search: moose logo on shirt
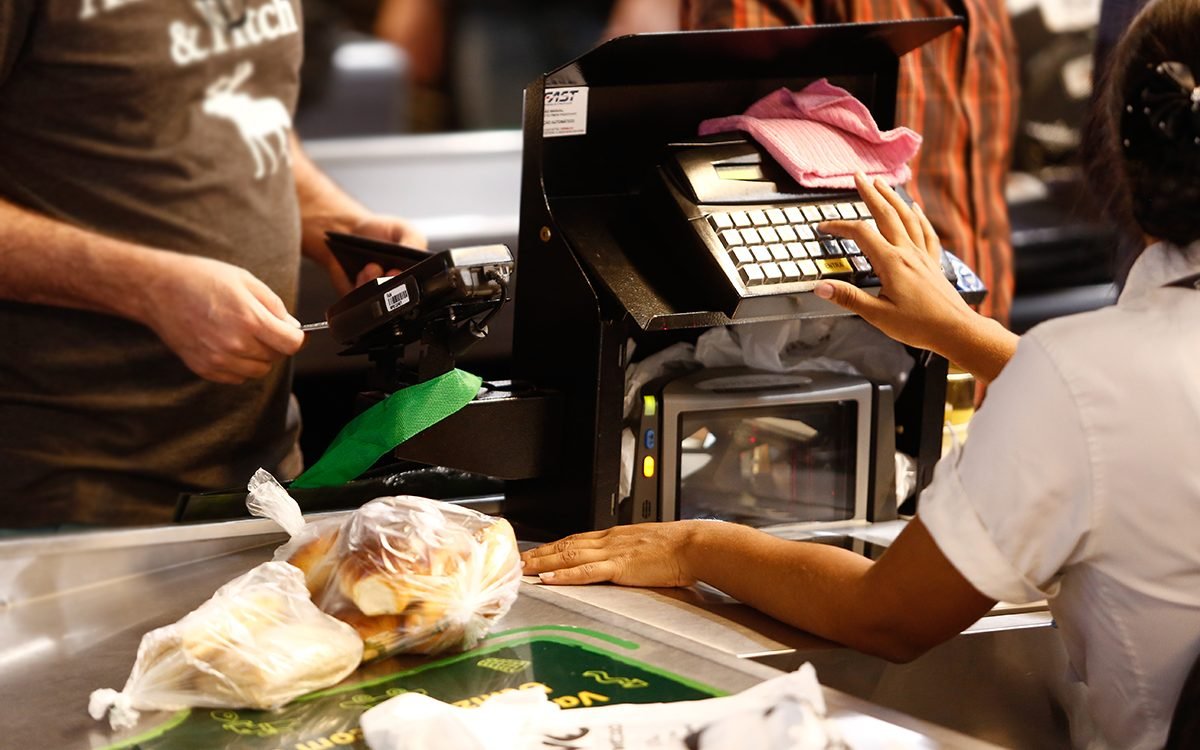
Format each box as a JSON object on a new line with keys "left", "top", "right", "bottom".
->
{"left": 203, "top": 62, "right": 292, "bottom": 179}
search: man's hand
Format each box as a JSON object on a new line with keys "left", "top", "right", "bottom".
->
{"left": 141, "top": 253, "right": 305, "bottom": 385}
{"left": 312, "top": 213, "right": 429, "bottom": 296}
{"left": 520, "top": 521, "right": 705, "bottom": 587}
{"left": 348, "top": 213, "right": 428, "bottom": 287}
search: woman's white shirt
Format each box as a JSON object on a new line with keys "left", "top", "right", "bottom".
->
{"left": 919, "top": 240, "right": 1200, "bottom": 749}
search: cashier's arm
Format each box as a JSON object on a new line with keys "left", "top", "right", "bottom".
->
{"left": 521, "top": 518, "right": 996, "bottom": 663}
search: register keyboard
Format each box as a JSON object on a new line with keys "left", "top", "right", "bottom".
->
{"left": 709, "top": 201, "right": 878, "bottom": 288}
{"left": 648, "top": 133, "right": 984, "bottom": 321}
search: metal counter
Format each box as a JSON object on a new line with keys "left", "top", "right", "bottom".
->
{"left": 0, "top": 519, "right": 1005, "bottom": 749}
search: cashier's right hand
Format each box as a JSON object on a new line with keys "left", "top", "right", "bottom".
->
{"left": 140, "top": 253, "right": 304, "bottom": 385}
{"left": 815, "top": 172, "right": 979, "bottom": 355}
{"left": 520, "top": 521, "right": 704, "bottom": 587}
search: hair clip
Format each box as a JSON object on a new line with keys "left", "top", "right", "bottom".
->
{"left": 1136, "top": 61, "right": 1200, "bottom": 146}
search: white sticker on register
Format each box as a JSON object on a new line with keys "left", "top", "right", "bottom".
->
{"left": 543, "top": 86, "right": 588, "bottom": 138}
{"left": 384, "top": 283, "right": 411, "bottom": 312}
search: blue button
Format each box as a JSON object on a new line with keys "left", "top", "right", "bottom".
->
{"left": 644, "top": 430, "right": 656, "bottom": 449}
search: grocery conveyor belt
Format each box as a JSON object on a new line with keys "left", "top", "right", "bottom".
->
{"left": 0, "top": 517, "right": 1005, "bottom": 749}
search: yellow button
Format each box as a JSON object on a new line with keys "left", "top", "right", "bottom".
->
{"left": 816, "top": 258, "right": 853, "bottom": 276}
{"left": 642, "top": 456, "right": 656, "bottom": 478}
{"left": 643, "top": 395, "right": 657, "bottom": 417}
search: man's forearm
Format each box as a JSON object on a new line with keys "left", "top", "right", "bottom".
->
{"left": 290, "top": 136, "right": 370, "bottom": 260}
{"left": 0, "top": 197, "right": 163, "bottom": 323}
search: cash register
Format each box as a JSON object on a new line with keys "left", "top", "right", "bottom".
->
{"left": 188, "top": 19, "right": 983, "bottom": 540}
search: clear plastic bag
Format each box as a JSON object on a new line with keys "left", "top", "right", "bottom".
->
{"left": 88, "top": 561, "right": 364, "bottom": 730}
{"left": 247, "top": 469, "right": 522, "bottom": 660}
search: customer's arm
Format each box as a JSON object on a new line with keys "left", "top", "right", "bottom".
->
{"left": 291, "top": 135, "right": 426, "bottom": 296}
{"left": 0, "top": 198, "right": 304, "bottom": 384}
{"left": 521, "top": 517, "right": 995, "bottom": 662}
{"left": 817, "top": 173, "right": 1019, "bottom": 385}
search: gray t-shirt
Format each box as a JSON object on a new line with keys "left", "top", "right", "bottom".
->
{"left": 0, "top": 0, "right": 306, "bottom": 527}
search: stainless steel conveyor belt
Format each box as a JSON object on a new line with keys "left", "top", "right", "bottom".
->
{"left": 0, "top": 517, "right": 1011, "bottom": 749}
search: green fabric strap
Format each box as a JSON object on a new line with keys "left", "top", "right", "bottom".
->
{"left": 290, "top": 368, "right": 482, "bottom": 489}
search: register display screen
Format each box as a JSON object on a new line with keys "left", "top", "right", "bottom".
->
{"left": 676, "top": 401, "right": 858, "bottom": 527}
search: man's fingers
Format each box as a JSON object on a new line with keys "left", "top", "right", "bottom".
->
{"left": 254, "top": 313, "right": 305, "bottom": 356}
{"left": 538, "top": 561, "right": 619, "bottom": 585}
{"left": 244, "top": 276, "right": 305, "bottom": 354}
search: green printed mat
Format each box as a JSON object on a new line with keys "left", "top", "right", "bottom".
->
{"left": 106, "top": 630, "right": 722, "bottom": 749}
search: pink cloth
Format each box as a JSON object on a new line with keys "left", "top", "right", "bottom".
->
{"left": 698, "top": 79, "right": 922, "bottom": 189}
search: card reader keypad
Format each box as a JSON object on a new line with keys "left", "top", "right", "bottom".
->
{"left": 707, "top": 201, "right": 875, "bottom": 289}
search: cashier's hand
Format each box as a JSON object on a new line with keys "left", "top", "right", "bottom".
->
{"left": 141, "top": 253, "right": 305, "bottom": 385}
{"left": 815, "top": 173, "right": 978, "bottom": 354}
{"left": 521, "top": 522, "right": 704, "bottom": 587}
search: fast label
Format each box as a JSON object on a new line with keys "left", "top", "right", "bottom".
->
{"left": 384, "top": 283, "right": 411, "bottom": 312}
{"left": 543, "top": 87, "right": 588, "bottom": 137}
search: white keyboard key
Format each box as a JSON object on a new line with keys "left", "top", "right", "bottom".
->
{"left": 766, "top": 208, "right": 788, "bottom": 225}
{"left": 769, "top": 244, "right": 790, "bottom": 261}
{"left": 748, "top": 209, "right": 769, "bottom": 226}
{"left": 784, "top": 206, "right": 805, "bottom": 223}
{"left": 732, "top": 246, "right": 754, "bottom": 265}
{"left": 804, "top": 240, "right": 824, "bottom": 258}
{"left": 796, "top": 224, "right": 816, "bottom": 241}
{"left": 776, "top": 225, "right": 798, "bottom": 242}
{"left": 854, "top": 201, "right": 871, "bottom": 218}
{"left": 787, "top": 242, "right": 808, "bottom": 259}
{"left": 837, "top": 203, "right": 857, "bottom": 219}
{"left": 819, "top": 204, "right": 841, "bottom": 220}
{"left": 709, "top": 212, "right": 734, "bottom": 230}
{"left": 780, "top": 260, "right": 802, "bottom": 280}
{"left": 751, "top": 245, "right": 772, "bottom": 262}
{"left": 740, "top": 264, "right": 765, "bottom": 285}
{"left": 731, "top": 211, "right": 751, "bottom": 227}
{"left": 761, "top": 262, "right": 783, "bottom": 281}
{"left": 798, "top": 259, "right": 819, "bottom": 279}
{"left": 802, "top": 205, "right": 822, "bottom": 222}
{"left": 740, "top": 228, "right": 762, "bottom": 244}
{"left": 720, "top": 229, "right": 744, "bottom": 246}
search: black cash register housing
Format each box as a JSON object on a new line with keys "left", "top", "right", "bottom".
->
{"left": 500, "top": 18, "right": 974, "bottom": 539}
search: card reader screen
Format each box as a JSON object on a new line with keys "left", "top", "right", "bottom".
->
{"left": 676, "top": 401, "right": 857, "bottom": 526}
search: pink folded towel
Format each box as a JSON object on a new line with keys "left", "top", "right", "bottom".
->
{"left": 698, "top": 79, "right": 922, "bottom": 189}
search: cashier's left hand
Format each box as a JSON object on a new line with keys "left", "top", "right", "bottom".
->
{"left": 521, "top": 521, "right": 704, "bottom": 587}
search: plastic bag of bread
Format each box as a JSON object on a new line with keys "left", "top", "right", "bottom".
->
{"left": 247, "top": 469, "right": 521, "bottom": 660}
{"left": 88, "top": 561, "right": 363, "bottom": 730}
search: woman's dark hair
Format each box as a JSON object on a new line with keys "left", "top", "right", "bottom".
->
{"left": 1085, "top": 0, "right": 1200, "bottom": 249}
